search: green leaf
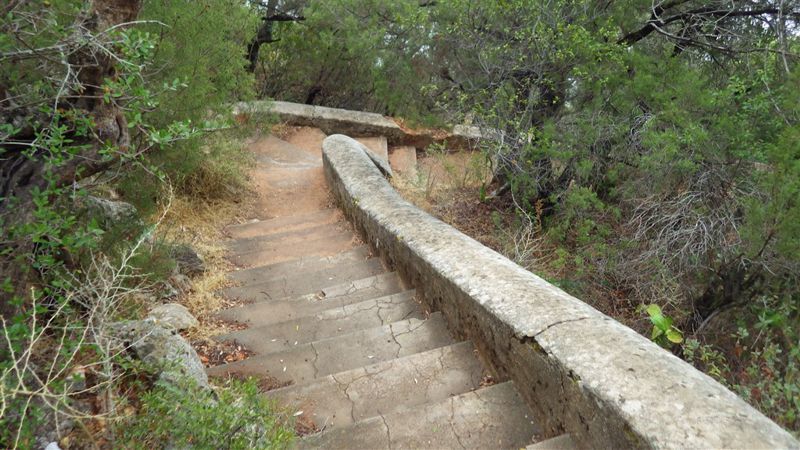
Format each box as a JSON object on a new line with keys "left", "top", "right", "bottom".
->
{"left": 666, "top": 328, "right": 683, "bottom": 344}
{"left": 652, "top": 314, "right": 672, "bottom": 331}
{"left": 651, "top": 326, "right": 663, "bottom": 340}
{"left": 645, "top": 304, "right": 662, "bottom": 317}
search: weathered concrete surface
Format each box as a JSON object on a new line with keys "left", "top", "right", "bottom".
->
{"left": 228, "top": 231, "right": 356, "bottom": 268}
{"left": 221, "top": 258, "right": 385, "bottom": 302}
{"left": 226, "top": 209, "right": 342, "bottom": 239}
{"left": 207, "top": 314, "right": 454, "bottom": 385}
{"left": 388, "top": 146, "right": 417, "bottom": 175}
{"left": 227, "top": 246, "right": 371, "bottom": 286}
{"left": 226, "top": 222, "right": 351, "bottom": 254}
{"left": 216, "top": 292, "right": 422, "bottom": 354}
{"left": 322, "top": 134, "right": 799, "bottom": 449}
{"left": 269, "top": 341, "right": 484, "bottom": 429}
{"left": 214, "top": 274, "right": 409, "bottom": 325}
{"left": 244, "top": 130, "right": 331, "bottom": 222}
{"left": 300, "top": 381, "right": 539, "bottom": 450}
{"left": 235, "top": 101, "right": 404, "bottom": 141}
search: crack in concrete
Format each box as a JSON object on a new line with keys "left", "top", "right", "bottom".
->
{"left": 387, "top": 323, "right": 404, "bottom": 358}
{"left": 374, "top": 301, "right": 385, "bottom": 324}
{"left": 448, "top": 397, "right": 468, "bottom": 450}
{"left": 310, "top": 341, "right": 321, "bottom": 378}
{"left": 378, "top": 412, "right": 393, "bottom": 449}
{"left": 388, "top": 318, "right": 432, "bottom": 358}
{"left": 331, "top": 374, "right": 358, "bottom": 424}
{"left": 392, "top": 318, "right": 429, "bottom": 339}
{"left": 399, "top": 305, "right": 416, "bottom": 321}
{"left": 532, "top": 316, "right": 592, "bottom": 338}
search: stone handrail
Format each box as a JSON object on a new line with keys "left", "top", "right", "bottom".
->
{"left": 322, "top": 134, "right": 799, "bottom": 449}
{"left": 233, "top": 100, "right": 485, "bottom": 149}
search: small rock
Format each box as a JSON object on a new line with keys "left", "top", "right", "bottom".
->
{"left": 44, "top": 442, "right": 62, "bottom": 450}
{"left": 159, "top": 282, "right": 181, "bottom": 299}
{"left": 109, "top": 319, "right": 208, "bottom": 388}
{"left": 148, "top": 303, "right": 198, "bottom": 331}
{"left": 84, "top": 196, "right": 140, "bottom": 226}
{"left": 158, "top": 273, "right": 191, "bottom": 299}
{"left": 171, "top": 245, "right": 206, "bottom": 277}
{"left": 169, "top": 273, "right": 192, "bottom": 293}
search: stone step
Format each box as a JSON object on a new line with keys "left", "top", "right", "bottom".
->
{"left": 227, "top": 245, "right": 371, "bottom": 286}
{"left": 269, "top": 341, "right": 484, "bottom": 430}
{"left": 216, "top": 291, "right": 423, "bottom": 354}
{"left": 206, "top": 313, "right": 453, "bottom": 386}
{"left": 299, "top": 381, "right": 540, "bottom": 449}
{"left": 226, "top": 209, "right": 340, "bottom": 239}
{"left": 251, "top": 135, "right": 320, "bottom": 167}
{"left": 283, "top": 126, "right": 327, "bottom": 155}
{"left": 216, "top": 282, "right": 411, "bottom": 331}
{"left": 221, "top": 258, "right": 386, "bottom": 303}
{"left": 227, "top": 232, "right": 357, "bottom": 268}
{"left": 226, "top": 222, "right": 352, "bottom": 255}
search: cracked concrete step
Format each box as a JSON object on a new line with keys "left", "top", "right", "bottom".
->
{"left": 215, "top": 290, "right": 423, "bottom": 354}
{"left": 217, "top": 272, "right": 406, "bottom": 314}
{"left": 206, "top": 313, "right": 454, "bottom": 386}
{"left": 299, "top": 381, "right": 540, "bottom": 449}
{"left": 269, "top": 341, "right": 484, "bottom": 430}
{"left": 221, "top": 258, "right": 386, "bottom": 303}
{"left": 226, "top": 209, "right": 341, "bottom": 240}
{"left": 215, "top": 272, "right": 407, "bottom": 324}
{"left": 227, "top": 245, "right": 371, "bottom": 286}
{"left": 226, "top": 222, "right": 352, "bottom": 255}
{"left": 226, "top": 221, "right": 350, "bottom": 252}
{"left": 227, "top": 232, "right": 357, "bottom": 268}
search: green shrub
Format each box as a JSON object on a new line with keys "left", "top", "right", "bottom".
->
{"left": 118, "top": 377, "right": 294, "bottom": 449}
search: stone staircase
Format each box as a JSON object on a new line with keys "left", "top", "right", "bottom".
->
{"left": 206, "top": 127, "right": 545, "bottom": 449}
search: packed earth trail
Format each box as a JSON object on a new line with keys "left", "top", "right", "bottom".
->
{"left": 206, "top": 126, "right": 548, "bottom": 449}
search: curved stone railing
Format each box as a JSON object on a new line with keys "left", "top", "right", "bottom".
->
{"left": 322, "top": 134, "right": 798, "bottom": 449}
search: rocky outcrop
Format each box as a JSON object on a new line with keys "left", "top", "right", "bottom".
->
{"left": 110, "top": 317, "right": 207, "bottom": 388}
{"left": 149, "top": 303, "right": 199, "bottom": 331}
{"left": 84, "top": 196, "right": 141, "bottom": 227}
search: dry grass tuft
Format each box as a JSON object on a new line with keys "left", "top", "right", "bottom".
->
{"left": 392, "top": 149, "right": 502, "bottom": 247}
{"left": 153, "top": 137, "right": 258, "bottom": 340}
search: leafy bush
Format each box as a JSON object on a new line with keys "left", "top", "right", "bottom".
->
{"left": 115, "top": 0, "right": 257, "bottom": 214}
{"left": 1, "top": 1, "right": 259, "bottom": 447}
{"left": 118, "top": 377, "right": 294, "bottom": 449}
